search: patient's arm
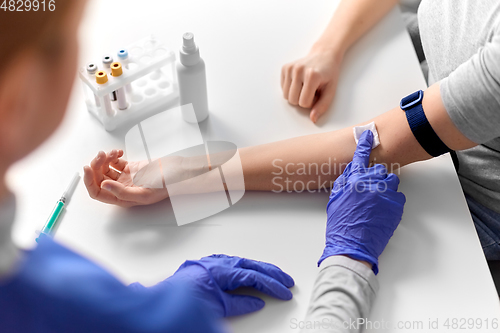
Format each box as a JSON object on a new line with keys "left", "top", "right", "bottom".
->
{"left": 83, "top": 83, "right": 477, "bottom": 205}
{"left": 282, "top": 0, "right": 400, "bottom": 122}
{"left": 240, "top": 83, "right": 477, "bottom": 191}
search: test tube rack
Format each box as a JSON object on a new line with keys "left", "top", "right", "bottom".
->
{"left": 79, "top": 36, "right": 178, "bottom": 131}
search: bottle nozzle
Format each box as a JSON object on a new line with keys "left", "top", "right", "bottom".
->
{"left": 179, "top": 32, "right": 201, "bottom": 66}
{"left": 182, "top": 32, "right": 196, "bottom": 52}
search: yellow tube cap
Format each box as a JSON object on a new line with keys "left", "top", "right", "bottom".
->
{"left": 111, "top": 62, "right": 123, "bottom": 77}
{"left": 96, "top": 71, "right": 108, "bottom": 84}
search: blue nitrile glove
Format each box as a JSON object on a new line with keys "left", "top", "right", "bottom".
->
{"left": 152, "top": 254, "right": 295, "bottom": 317}
{"left": 0, "top": 234, "right": 225, "bottom": 333}
{"left": 319, "top": 130, "right": 406, "bottom": 274}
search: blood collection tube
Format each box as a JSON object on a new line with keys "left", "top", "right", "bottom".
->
{"left": 95, "top": 71, "right": 114, "bottom": 117}
{"left": 117, "top": 49, "right": 133, "bottom": 93}
{"left": 86, "top": 63, "right": 100, "bottom": 106}
{"left": 87, "top": 63, "right": 98, "bottom": 74}
{"left": 111, "top": 62, "right": 128, "bottom": 110}
{"left": 102, "top": 54, "right": 114, "bottom": 68}
{"left": 102, "top": 54, "right": 117, "bottom": 101}
{"left": 117, "top": 49, "right": 129, "bottom": 64}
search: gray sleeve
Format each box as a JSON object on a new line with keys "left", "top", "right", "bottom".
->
{"left": 440, "top": 31, "right": 500, "bottom": 144}
{"left": 300, "top": 256, "right": 379, "bottom": 333}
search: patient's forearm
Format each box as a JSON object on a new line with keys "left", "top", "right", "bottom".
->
{"left": 239, "top": 84, "right": 476, "bottom": 192}
{"left": 315, "top": 0, "right": 399, "bottom": 56}
{"left": 239, "top": 108, "right": 426, "bottom": 192}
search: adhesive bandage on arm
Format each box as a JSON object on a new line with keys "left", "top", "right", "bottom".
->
{"left": 353, "top": 121, "right": 380, "bottom": 149}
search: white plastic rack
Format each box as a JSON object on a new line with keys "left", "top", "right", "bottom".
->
{"left": 79, "top": 36, "right": 178, "bottom": 131}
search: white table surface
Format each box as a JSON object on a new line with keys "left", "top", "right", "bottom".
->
{"left": 8, "top": 1, "right": 500, "bottom": 332}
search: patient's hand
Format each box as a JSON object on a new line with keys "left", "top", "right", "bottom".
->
{"left": 83, "top": 149, "right": 169, "bottom": 207}
{"left": 281, "top": 47, "right": 342, "bottom": 123}
{"left": 83, "top": 149, "right": 223, "bottom": 207}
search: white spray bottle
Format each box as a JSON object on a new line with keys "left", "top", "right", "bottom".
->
{"left": 177, "top": 32, "right": 209, "bottom": 123}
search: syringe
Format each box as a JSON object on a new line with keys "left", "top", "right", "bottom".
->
{"left": 36, "top": 172, "right": 80, "bottom": 242}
